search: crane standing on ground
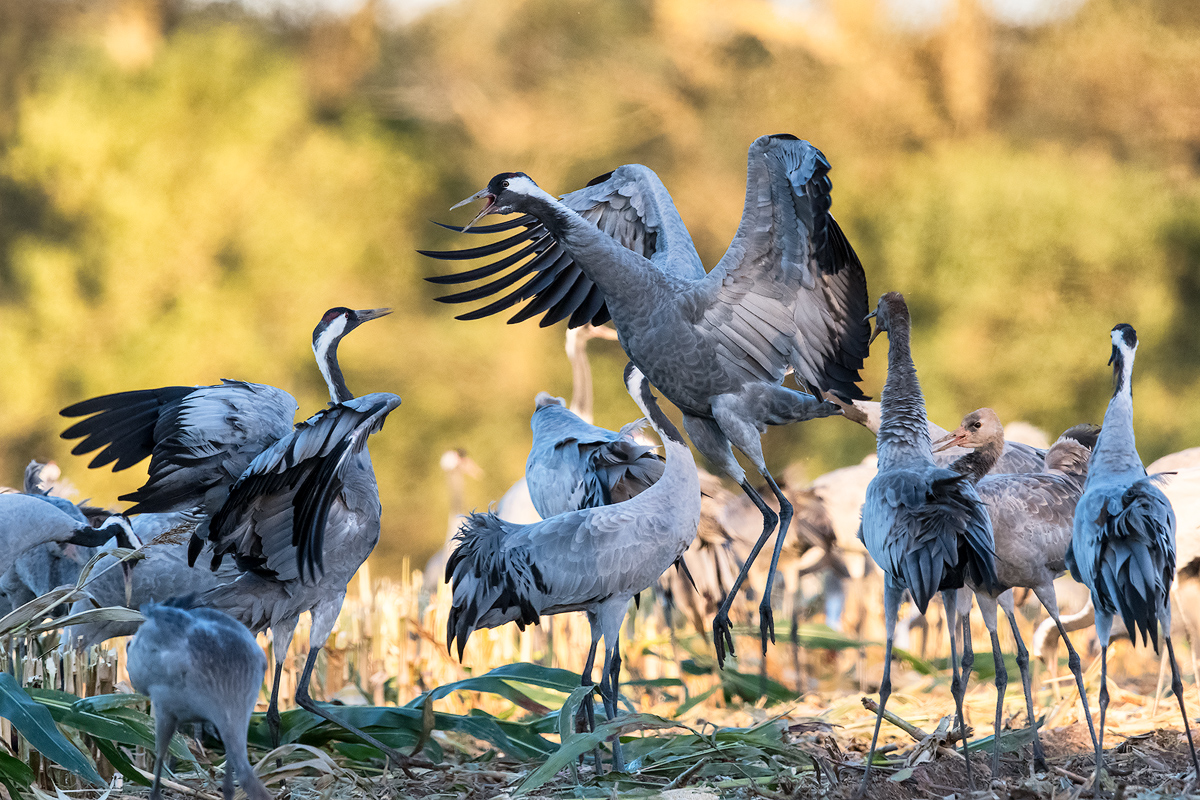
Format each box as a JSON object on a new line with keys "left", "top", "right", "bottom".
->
{"left": 856, "top": 293, "right": 999, "bottom": 796}
{"left": 446, "top": 364, "right": 701, "bottom": 774}
{"left": 1065, "top": 323, "right": 1200, "bottom": 783}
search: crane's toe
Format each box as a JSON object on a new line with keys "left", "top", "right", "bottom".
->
{"left": 758, "top": 602, "right": 776, "bottom": 652}
{"left": 713, "top": 612, "right": 736, "bottom": 668}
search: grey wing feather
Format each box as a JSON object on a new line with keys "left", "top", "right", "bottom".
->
{"left": 62, "top": 381, "right": 298, "bottom": 516}
{"left": 204, "top": 393, "right": 401, "bottom": 583}
{"left": 525, "top": 405, "right": 663, "bottom": 517}
{"left": 423, "top": 164, "right": 702, "bottom": 328}
{"left": 694, "top": 136, "right": 869, "bottom": 400}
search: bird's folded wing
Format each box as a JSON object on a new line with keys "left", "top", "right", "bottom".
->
{"left": 421, "top": 163, "right": 703, "bottom": 328}
{"left": 205, "top": 393, "right": 401, "bottom": 583}
{"left": 692, "top": 136, "right": 869, "bottom": 399}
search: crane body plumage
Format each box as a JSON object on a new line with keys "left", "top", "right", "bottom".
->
{"left": 856, "top": 292, "right": 997, "bottom": 796}
{"left": 425, "top": 135, "right": 867, "bottom": 662}
{"left": 932, "top": 409, "right": 1097, "bottom": 774}
{"left": 127, "top": 602, "right": 271, "bottom": 800}
{"left": 60, "top": 308, "right": 415, "bottom": 772}
{"left": 1064, "top": 323, "right": 1198, "bottom": 782}
{"left": 446, "top": 364, "right": 700, "bottom": 772}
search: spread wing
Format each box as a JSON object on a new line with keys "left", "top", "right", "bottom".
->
{"left": 200, "top": 393, "right": 401, "bottom": 583}
{"left": 692, "top": 136, "right": 869, "bottom": 400}
{"left": 421, "top": 163, "right": 703, "bottom": 328}
{"left": 61, "top": 381, "right": 298, "bottom": 516}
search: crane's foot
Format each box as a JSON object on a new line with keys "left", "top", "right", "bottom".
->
{"left": 758, "top": 601, "right": 775, "bottom": 653}
{"left": 713, "top": 612, "right": 736, "bottom": 668}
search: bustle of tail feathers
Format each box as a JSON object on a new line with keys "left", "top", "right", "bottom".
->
{"left": 445, "top": 512, "right": 545, "bottom": 661}
{"left": 1094, "top": 484, "right": 1175, "bottom": 652}
{"left": 904, "top": 473, "right": 1000, "bottom": 612}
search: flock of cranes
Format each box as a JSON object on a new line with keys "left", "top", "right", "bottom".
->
{"left": 0, "top": 133, "right": 1197, "bottom": 797}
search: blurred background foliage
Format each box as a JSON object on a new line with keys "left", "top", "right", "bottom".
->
{"left": 0, "top": 0, "right": 1198, "bottom": 571}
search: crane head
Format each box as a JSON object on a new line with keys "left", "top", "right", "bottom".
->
{"left": 1109, "top": 323, "right": 1138, "bottom": 367}
{"left": 312, "top": 307, "right": 391, "bottom": 351}
{"left": 451, "top": 172, "right": 544, "bottom": 231}
{"left": 933, "top": 408, "right": 1004, "bottom": 453}
{"left": 866, "top": 291, "right": 907, "bottom": 346}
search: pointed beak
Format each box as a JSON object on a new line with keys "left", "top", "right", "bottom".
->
{"left": 932, "top": 428, "right": 967, "bottom": 453}
{"left": 451, "top": 189, "right": 497, "bottom": 232}
{"left": 462, "top": 456, "right": 484, "bottom": 480}
{"left": 354, "top": 308, "right": 392, "bottom": 323}
{"left": 866, "top": 312, "right": 883, "bottom": 346}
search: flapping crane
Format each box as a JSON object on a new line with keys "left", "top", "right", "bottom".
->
{"left": 423, "top": 135, "right": 866, "bottom": 663}
{"left": 61, "top": 308, "right": 412, "bottom": 771}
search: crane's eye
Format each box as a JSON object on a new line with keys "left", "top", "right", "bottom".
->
{"left": 502, "top": 180, "right": 510, "bottom": 189}
{"left": 972, "top": 422, "right": 981, "bottom": 429}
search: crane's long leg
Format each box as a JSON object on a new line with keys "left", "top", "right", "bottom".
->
{"left": 294, "top": 646, "right": 423, "bottom": 778}
{"left": 976, "top": 593, "right": 1008, "bottom": 780}
{"left": 856, "top": 583, "right": 901, "bottom": 799}
{"left": 1053, "top": 617, "right": 1101, "bottom": 759}
{"left": 576, "top": 618, "right": 602, "bottom": 774}
{"left": 1096, "top": 644, "right": 1109, "bottom": 779}
{"left": 1165, "top": 635, "right": 1200, "bottom": 780}
{"left": 755, "top": 473, "right": 793, "bottom": 653}
{"left": 1001, "top": 597, "right": 1046, "bottom": 771}
{"left": 608, "top": 633, "right": 625, "bottom": 773}
{"left": 266, "top": 661, "right": 284, "bottom": 749}
{"left": 711, "top": 480, "right": 778, "bottom": 667}
{"left": 149, "top": 711, "right": 178, "bottom": 800}
{"left": 944, "top": 589, "right": 974, "bottom": 792}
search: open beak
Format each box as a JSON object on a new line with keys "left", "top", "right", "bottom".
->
{"left": 355, "top": 307, "right": 393, "bottom": 323}
{"left": 932, "top": 428, "right": 967, "bottom": 453}
{"left": 451, "top": 189, "right": 497, "bottom": 232}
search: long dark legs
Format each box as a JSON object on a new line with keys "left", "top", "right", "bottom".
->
{"left": 149, "top": 712, "right": 177, "bottom": 800}
{"left": 755, "top": 474, "right": 793, "bottom": 653}
{"left": 712, "top": 479, "right": 778, "bottom": 666}
{"left": 1055, "top": 617, "right": 1101, "bottom": 761}
{"left": 294, "top": 647, "right": 419, "bottom": 777}
{"left": 857, "top": 583, "right": 901, "bottom": 798}
{"left": 944, "top": 589, "right": 974, "bottom": 791}
{"left": 1002, "top": 599, "right": 1046, "bottom": 771}
{"left": 1097, "top": 645, "right": 1109, "bottom": 778}
{"left": 266, "top": 661, "right": 284, "bottom": 750}
{"left": 576, "top": 631, "right": 602, "bottom": 773}
{"left": 1165, "top": 635, "right": 1200, "bottom": 780}
{"left": 975, "top": 592, "right": 1008, "bottom": 780}
{"left": 597, "top": 635, "right": 625, "bottom": 774}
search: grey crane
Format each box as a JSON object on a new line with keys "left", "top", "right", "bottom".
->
{"left": 1066, "top": 323, "right": 1199, "bottom": 782}
{"left": 856, "top": 293, "right": 999, "bottom": 796}
{"left": 422, "top": 135, "right": 865, "bottom": 663}
{"left": 932, "top": 408, "right": 1097, "bottom": 776}
{"left": 60, "top": 308, "right": 412, "bottom": 770}
{"left": 0, "top": 494, "right": 133, "bottom": 568}
{"left": 446, "top": 364, "right": 701, "bottom": 773}
{"left": 128, "top": 601, "right": 271, "bottom": 800}
{"left": 495, "top": 324, "right": 619, "bottom": 523}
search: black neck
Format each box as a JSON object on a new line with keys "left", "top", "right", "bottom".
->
{"left": 949, "top": 439, "right": 1002, "bottom": 484}
{"left": 324, "top": 340, "right": 353, "bottom": 404}
{"left": 640, "top": 383, "right": 684, "bottom": 444}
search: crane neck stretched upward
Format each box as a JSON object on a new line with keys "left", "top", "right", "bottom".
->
{"left": 1089, "top": 341, "right": 1142, "bottom": 481}
{"left": 314, "top": 330, "right": 354, "bottom": 404}
{"left": 876, "top": 312, "right": 934, "bottom": 471}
